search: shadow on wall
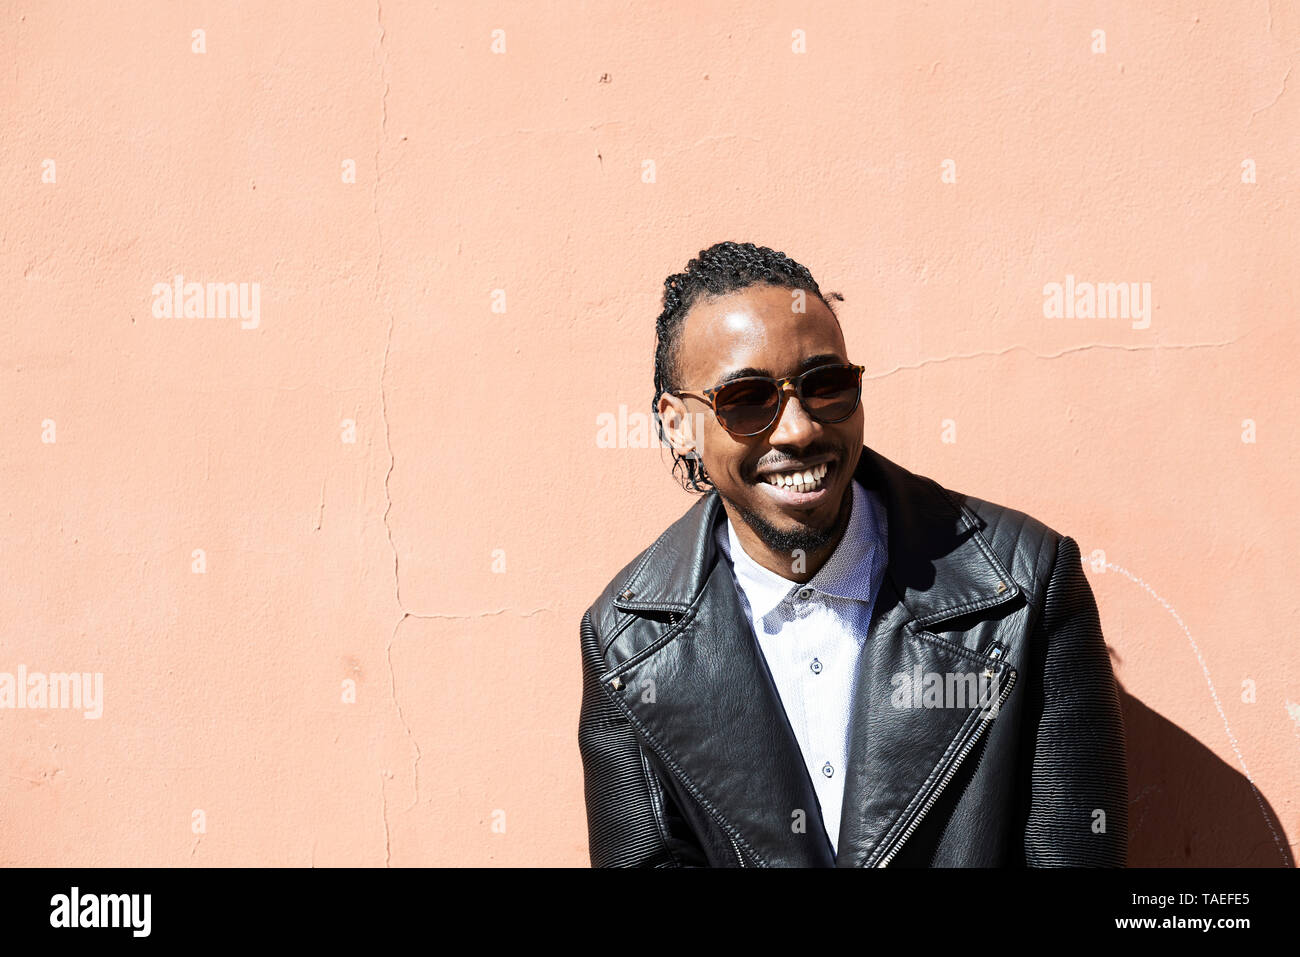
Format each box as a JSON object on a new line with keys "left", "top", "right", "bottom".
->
{"left": 1117, "top": 673, "right": 1294, "bottom": 867}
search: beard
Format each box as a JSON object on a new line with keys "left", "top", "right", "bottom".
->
{"left": 725, "top": 481, "right": 854, "bottom": 556}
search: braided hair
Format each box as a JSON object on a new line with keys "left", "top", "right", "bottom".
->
{"left": 653, "top": 241, "right": 844, "bottom": 493}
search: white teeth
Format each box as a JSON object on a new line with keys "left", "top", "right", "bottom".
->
{"left": 764, "top": 462, "right": 830, "bottom": 492}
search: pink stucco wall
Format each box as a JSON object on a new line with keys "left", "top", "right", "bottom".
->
{"left": 2, "top": 2, "right": 1295, "bottom": 866}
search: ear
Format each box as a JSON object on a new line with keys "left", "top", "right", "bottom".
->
{"left": 657, "top": 392, "right": 697, "bottom": 457}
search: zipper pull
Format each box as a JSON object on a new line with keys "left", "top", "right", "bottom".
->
{"left": 984, "top": 643, "right": 1003, "bottom": 678}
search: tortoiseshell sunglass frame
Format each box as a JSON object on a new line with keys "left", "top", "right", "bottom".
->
{"left": 671, "top": 362, "right": 866, "bottom": 437}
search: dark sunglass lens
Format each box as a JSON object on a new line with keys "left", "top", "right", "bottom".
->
{"left": 715, "top": 380, "right": 779, "bottom": 434}
{"left": 801, "top": 366, "right": 861, "bottom": 422}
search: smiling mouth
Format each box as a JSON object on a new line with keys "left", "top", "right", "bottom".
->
{"left": 760, "top": 462, "right": 830, "bottom": 494}
{"left": 752, "top": 459, "right": 838, "bottom": 510}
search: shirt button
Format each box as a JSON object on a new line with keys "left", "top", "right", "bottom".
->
{"left": 810, "top": 657, "right": 823, "bottom": 674}
{"left": 822, "top": 761, "right": 834, "bottom": 778}
{"left": 798, "top": 588, "right": 813, "bottom": 600}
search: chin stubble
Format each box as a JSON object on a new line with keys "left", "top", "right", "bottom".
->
{"left": 730, "top": 482, "right": 853, "bottom": 557}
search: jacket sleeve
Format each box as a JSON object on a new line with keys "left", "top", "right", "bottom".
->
{"left": 577, "top": 609, "right": 703, "bottom": 867}
{"left": 1021, "top": 535, "right": 1129, "bottom": 866}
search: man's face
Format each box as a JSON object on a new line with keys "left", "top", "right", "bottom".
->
{"left": 659, "top": 283, "right": 864, "bottom": 557}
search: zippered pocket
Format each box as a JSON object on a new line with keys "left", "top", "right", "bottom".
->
{"left": 979, "top": 642, "right": 1009, "bottom": 719}
{"left": 872, "top": 640, "right": 1018, "bottom": 867}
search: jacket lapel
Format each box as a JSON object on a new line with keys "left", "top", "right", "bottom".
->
{"left": 835, "top": 445, "right": 1022, "bottom": 866}
{"left": 609, "top": 494, "right": 835, "bottom": 866}
{"left": 607, "top": 445, "right": 1021, "bottom": 867}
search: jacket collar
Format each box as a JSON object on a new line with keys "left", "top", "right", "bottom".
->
{"left": 604, "top": 445, "right": 1023, "bottom": 867}
{"left": 613, "top": 444, "right": 1020, "bottom": 624}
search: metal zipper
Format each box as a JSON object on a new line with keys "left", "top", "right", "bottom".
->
{"left": 874, "top": 645, "right": 1016, "bottom": 867}
{"left": 728, "top": 832, "right": 746, "bottom": 867}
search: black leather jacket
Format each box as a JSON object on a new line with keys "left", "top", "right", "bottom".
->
{"left": 578, "top": 444, "right": 1128, "bottom": 866}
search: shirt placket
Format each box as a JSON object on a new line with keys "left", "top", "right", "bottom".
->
{"left": 794, "top": 588, "right": 839, "bottom": 849}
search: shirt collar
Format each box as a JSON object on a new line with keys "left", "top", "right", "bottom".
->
{"left": 715, "top": 478, "right": 887, "bottom": 621}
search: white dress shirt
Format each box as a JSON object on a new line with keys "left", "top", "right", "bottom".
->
{"left": 714, "top": 478, "right": 889, "bottom": 857}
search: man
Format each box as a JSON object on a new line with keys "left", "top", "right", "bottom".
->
{"left": 577, "top": 241, "right": 1128, "bottom": 867}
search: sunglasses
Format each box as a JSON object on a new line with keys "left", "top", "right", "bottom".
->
{"left": 672, "top": 362, "right": 866, "bottom": 437}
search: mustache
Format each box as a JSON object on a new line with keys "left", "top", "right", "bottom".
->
{"left": 748, "top": 444, "right": 844, "bottom": 479}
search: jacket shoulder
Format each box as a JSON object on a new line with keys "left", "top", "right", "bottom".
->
{"left": 581, "top": 492, "right": 715, "bottom": 643}
{"left": 582, "top": 527, "right": 675, "bottom": 645}
{"left": 940, "top": 484, "right": 1068, "bottom": 614}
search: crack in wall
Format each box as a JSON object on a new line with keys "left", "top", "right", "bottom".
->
{"left": 385, "top": 616, "right": 422, "bottom": 821}
{"left": 864, "top": 336, "right": 1245, "bottom": 381}
{"left": 380, "top": 769, "right": 392, "bottom": 866}
{"left": 372, "top": 0, "right": 413, "bottom": 867}
{"left": 382, "top": 605, "right": 553, "bottom": 837}
{"left": 401, "top": 607, "right": 554, "bottom": 620}
{"left": 366, "top": 4, "right": 559, "bottom": 862}
{"left": 1248, "top": 63, "right": 1292, "bottom": 128}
